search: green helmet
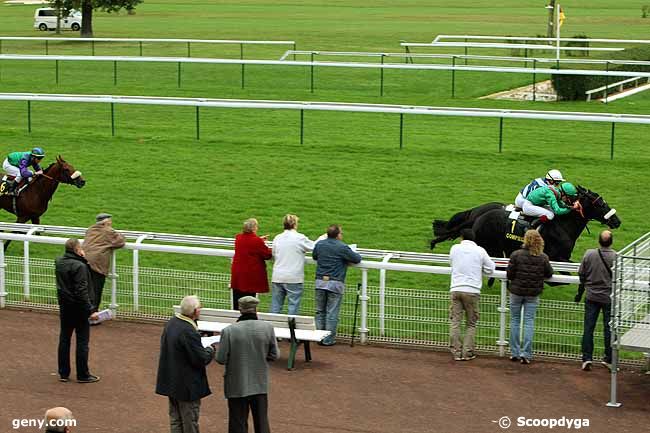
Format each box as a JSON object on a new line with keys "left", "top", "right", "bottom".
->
{"left": 31, "top": 147, "right": 45, "bottom": 158}
{"left": 559, "top": 182, "right": 578, "bottom": 198}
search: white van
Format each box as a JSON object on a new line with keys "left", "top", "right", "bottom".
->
{"left": 33, "top": 8, "right": 82, "bottom": 31}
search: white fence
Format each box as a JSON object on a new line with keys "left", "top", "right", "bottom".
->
{"left": 1, "top": 223, "right": 642, "bottom": 363}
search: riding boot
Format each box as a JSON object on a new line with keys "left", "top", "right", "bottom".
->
{"left": 5, "top": 179, "right": 17, "bottom": 196}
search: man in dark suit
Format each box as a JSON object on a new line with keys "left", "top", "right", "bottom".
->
{"left": 55, "top": 238, "right": 99, "bottom": 383}
{"left": 156, "top": 295, "right": 216, "bottom": 433}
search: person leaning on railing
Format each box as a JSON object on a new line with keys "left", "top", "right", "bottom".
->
{"left": 575, "top": 230, "right": 616, "bottom": 372}
{"left": 506, "top": 230, "right": 553, "bottom": 365}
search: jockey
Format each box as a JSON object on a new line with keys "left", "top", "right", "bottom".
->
{"left": 2, "top": 147, "right": 46, "bottom": 195}
{"left": 525, "top": 181, "right": 579, "bottom": 228}
{"left": 514, "top": 169, "right": 565, "bottom": 211}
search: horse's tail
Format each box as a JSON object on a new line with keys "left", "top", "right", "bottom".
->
{"left": 430, "top": 217, "right": 475, "bottom": 249}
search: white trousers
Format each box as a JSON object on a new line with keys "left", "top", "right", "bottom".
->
{"left": 2, "top": 159, "right": 22, "bottom": 181}
{"left": 515, "top": 192, "right": 555, "bottom": 219}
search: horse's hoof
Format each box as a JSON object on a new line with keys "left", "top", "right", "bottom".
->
{"left": 487, "top": 278, "right": 495, "bottom": 288}
{"left": 429, "top": 240, "right": 436, "bottom": 250}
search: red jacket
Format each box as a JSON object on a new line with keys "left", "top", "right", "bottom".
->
{"left": 230, "top": 232, "right": 272, "bottom": 293}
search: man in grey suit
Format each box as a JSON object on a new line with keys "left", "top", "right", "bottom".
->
{"left": 216, "top": 296, "right": 279, "bottom": 433}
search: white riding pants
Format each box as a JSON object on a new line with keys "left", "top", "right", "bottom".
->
{"left": 2, "top": 159, "right": 22, "bottom": 182}
{"left": 516, "top": 193, "right": 555, "bottom": 219}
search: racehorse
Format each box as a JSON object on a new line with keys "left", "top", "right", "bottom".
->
{"left": 0, "top": 156, "right": 85, "bottom": 248}
{"left": 430, "top": 186, "right": 621, "bottom": 262}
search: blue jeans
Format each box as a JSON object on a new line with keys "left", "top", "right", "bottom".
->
{"left": 581, "top": 300, "right": 612, "bottom": 363}
{"left": 509, "top": 294, "right": 539, "bottom": 360}
{"left": 314, "top": 289, "right": 343, "bottom": 345}
{"left": 270, "top": 282, "right": 304, "bottom": 315}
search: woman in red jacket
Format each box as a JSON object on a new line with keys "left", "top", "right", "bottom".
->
{"left": 230, "top": 218, "right": 272, "bottom": 309}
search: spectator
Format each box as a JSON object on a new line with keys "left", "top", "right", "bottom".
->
{"left": 270, "top": 214, "right": 314, "bottom": 315}
{"left": 156, "top": 295, "right": 216, "bottom": 433}
{"left": 448, "top": 228, "right": 495, "bottom": 361}
{"left": 506, "top": 230, "right": 553, "bottom": 365}
{"left": 55, "top": 238, "right": 100, "bottom": 383}
{"left": 312, "top": 224, "right": 362, "bottom": 346}
{"left": 43, "top": 407, "right": 74, "bottom": 433}
{"left": 216, "top": 296, "right": 279, "bottom": 433}
{"left": 84, "top": 213, "right": 126, "bottom": 311}
{"left": 230, "top": 218, "right": 272, "bottom": 310}
{"left": 576, "top": 230, "right": 616, "bottom": 371}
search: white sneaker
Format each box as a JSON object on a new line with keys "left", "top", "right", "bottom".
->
{"left": 581, "top": 361, "right": 592, "bottom": 371}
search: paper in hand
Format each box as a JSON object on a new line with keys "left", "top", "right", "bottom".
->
{"left": 201, "top": 336, "right": 220, "bottom": 348}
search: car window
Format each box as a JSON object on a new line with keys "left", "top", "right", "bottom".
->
{"left": 39, "top": 10, "right": 57, "bottom": 17}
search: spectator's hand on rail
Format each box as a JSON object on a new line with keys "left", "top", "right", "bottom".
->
{"left": 260, "top": 234, "right": 269, "bottom": 241}
{"left": 90, "top": 312, "right": 100, "bottom": 321}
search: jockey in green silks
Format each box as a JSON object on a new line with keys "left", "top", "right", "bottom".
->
{"left": 525, "top": 182, "right": 579, "bottom": 228}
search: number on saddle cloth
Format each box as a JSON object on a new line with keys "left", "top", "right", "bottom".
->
{"left": 504, "top": 209, "right": 530, "bottom": 242}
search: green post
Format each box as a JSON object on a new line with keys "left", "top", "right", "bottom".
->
{"left": 310, "top": 53, "right": 315, "bottom": 93}
{"left": 113, "top": 61, "right": 117, "bottom": 86}
{"left": 27, "top": 100, "right": 31, "bottom": 133}
{"left": 451, "top": 56, "right": 456, "bottom": 98}
{"left": 532, "top": 59, "right": 536, "bottom": 102}
{"left": 110, "top": 103, "right": 115, "bottom": 137}
{"left": 556, "top": 60, "right": 560, "bottom": 102}
{"left": 195, "top": 106, "right": 200, "bottom": 140}
{"left": 45, "top": 40, "right": 48, "bottom": 55}
{"left": 399, "top": 113, "right": 404, "bottom": 149}
{"left": 0, "top": 40, "right": 3, "bottom": 54}
{"left": 177, "top": 62, "right": 181, "bottom": 88}
{"left": 380, "top": 54, "right": 385, "bottom": 97}
{"left": 293, "top": 42, "right": 296, "bottom": 61}
{"left": 55, "top": 60, "right": 59, "bottom": 85}
{"left": 404, "top": 45, "right": 409, "bottom": 64}
{"left": 464, "top": 38, "right": 468, "bottom": 65}
{"left": 187, "top": 42, "right": 191, "bottom": 58}
{"left": 91, "top": 40, "right": 95, "bottom": 56}
{"left": 240, "top": 44, "right": 245, "bottom": 89}
{"left": 498, "top": 117, "right": 504, "bottom": 152}
{"left": 139, "top": 41, "right": 143, "bottom": 56}
{"left": 300, "top": 109, "right": 304, "bottom": 144}
{"left": 610, "top": 122, "right": 615, "bottom": 160}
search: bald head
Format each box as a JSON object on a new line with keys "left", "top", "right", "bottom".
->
{"left": 599, "top": 230, "right": 613, "bottom": 248}
{"left": 44, "top": 407, "right": 74, "bottom": 432}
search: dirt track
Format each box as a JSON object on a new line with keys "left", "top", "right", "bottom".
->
{"left": 1, "top": 309, "right": 648, "bottom": 433}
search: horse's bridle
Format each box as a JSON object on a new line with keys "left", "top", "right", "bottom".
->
{"left": 38, "top": 169, "right": 82, "bottom": 184}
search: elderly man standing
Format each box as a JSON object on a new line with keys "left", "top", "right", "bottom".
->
{"left": 312, "top": 224, "right": 362, "bottom": 346}
{"left": 448, "top": 229, "right": 495, "bottom": 361}
{"left": 270, "top": 214, "right": 314, "bottom": 315}
{"left": 576, "top": 230, "right": 616, "bottom": 371}
{"left": 56, "top": 238, "right": 100, "bottom": 383}
{"left": 43, "top": 407, "right": 75, "bottom": 433}
{"left": 156, "top": 295, "right": 216, "bottom": 433}
{"left": 216, "top": 296, "right": 279, "bottom": 433}
{"left": 84, "top": 213, "right": 125, "bottom": 311}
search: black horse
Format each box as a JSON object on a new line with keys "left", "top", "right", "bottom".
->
{"left": 431, "top": 186, "right": 621, "bottom": 262}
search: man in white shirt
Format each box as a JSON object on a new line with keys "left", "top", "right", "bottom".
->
{"left": 449, "top": 228, "right": 496, "bottom": 361}
{"left": 270, "top": 214, "right": 314, "bottom": 315}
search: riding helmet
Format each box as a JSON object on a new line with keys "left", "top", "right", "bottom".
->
{"left": 31, "top": 147, "right": 45, "bottom": 158}
{"left": 559, "top": 182, "right": 578, "bottom": 197}
{"left": 545, "top": 169, "right": 565, "bottom": 182}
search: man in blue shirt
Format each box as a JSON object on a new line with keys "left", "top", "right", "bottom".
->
{"left": 312, "top": 224, "right": 362, "bottom": 346}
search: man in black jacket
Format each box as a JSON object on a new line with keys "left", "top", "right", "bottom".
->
{"left": 56, "top": 238, "right": 99, "bottom": 383}
{"left": 156, "top": 295, "right": 216, "bottom": 433}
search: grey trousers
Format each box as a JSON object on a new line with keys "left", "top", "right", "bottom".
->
{"left": 169, "top": 397, "right": 201, "bottom": 433}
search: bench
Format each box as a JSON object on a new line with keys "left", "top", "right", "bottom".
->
{"left": 172, "top": 306, "right": 331, "bottom": 370}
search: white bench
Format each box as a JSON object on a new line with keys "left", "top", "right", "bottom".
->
{"left": 172, "top": 306, "right": 331, "bottom": 370}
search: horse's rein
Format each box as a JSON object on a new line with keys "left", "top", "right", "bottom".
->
{"left": 38, "top": 173, "right": 58, "bottom": 183}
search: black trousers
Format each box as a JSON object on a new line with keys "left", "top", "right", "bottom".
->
{"left": 581, "top": 300, "right": 612, "bottom": 363}
{"left": 89, "top": 269, "right": 106, "bottom": 310}
{"left": 57, "top": 307, "right": 91, "bottom": 379}
{"left": 232, "top": 289, "right": 253, "bottom": 310}
{"left": 227, "top": 394, "right": 270, "bottom": 433}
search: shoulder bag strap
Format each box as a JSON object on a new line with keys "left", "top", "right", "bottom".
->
{"left": 597, "top": 249, "right": 613, "bottom": 278}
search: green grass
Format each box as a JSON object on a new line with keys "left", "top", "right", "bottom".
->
{"left": 1, "top": 1, "right": 649, "bottom": 301}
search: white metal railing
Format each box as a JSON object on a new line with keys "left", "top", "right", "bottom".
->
{"left": 0, "top": 229, "right": 581, "bottom": 358}
{"left": 2, "top": 53, "right": 650, "bottom": 80}
{"left": 0, "top": 36, "right": 296, "bottom": 45}
{"left": 401, "top": 41, "right": 623, "bottom": 52}
{"left": 586, "top": 77, "right": 648, "bottom": 101}
{"left": 432, "top": 35, "right": 650, "bottom": 45}
{"left": 3, "top": 93, "right": 650, "bottom": 126}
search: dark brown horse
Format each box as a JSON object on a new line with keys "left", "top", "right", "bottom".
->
{"left": 0, "top": 155, "right": 86, "bottom": 226}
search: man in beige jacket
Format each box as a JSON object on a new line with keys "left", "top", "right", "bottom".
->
{"left": 84, "top": 213, "right": 126, "bottom": 311}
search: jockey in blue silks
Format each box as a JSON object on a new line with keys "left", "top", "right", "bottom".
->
{"left": 2, "top": 147, "right": 46, "bottom": 195}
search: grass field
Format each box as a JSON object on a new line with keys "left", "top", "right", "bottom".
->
{"left": 1, "top": 1, "right": 649, "bottom": 300}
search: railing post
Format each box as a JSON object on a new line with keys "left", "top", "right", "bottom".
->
{"left": 451, "top": 56, "right": 456, "bottom": 98}
{"left": 310, "top": 53, "right": 315, "bottom": 93}
{"left": 379, "top": 254, "right": 393, "bottom": 336}
{"left": 360, "top": 268, "right": 369, "bottom": 344}
{"left": 23, "top": 227, "right": 39, "bottom": 301}
{"left": 177, "top": 62, "right": 181, "bottom": 88}
{"left": 399, "top": 113, "right": 404, "bottom": 149}
{"left": 497, "top": 279, "right": 509, "bottom": 357}
{"left": 113, "top": 60, "right": 117, "bottom": 86}
{"left": 240, "top": 44, "right": 245, "bottom": 89}
{"left": 379, "top": 54, "right": 385, "bottom": 96}
{"left": 27, "top": 100, "right": 32, "bottom": 133}
{"left": 132, "top": 235, "right": 149, "bottom": 312}
{"left": 139, "top": 41, "right": 143, "bottom": 56}
{"left": 195, "top": 106, "right": 200, "bottom": 140}
{"left": 110, "top": 102, "right": 115, "bottom": 137}
{"left": 605, "top": 61, "right": 610, "bottom": 104}
{"left": 498, "top": 117, "right": 504, "bottom": 153}
{"left": 299, "top": 109, "right": 304, "bottom": 144}
{"left": 109, "top": 250, "right": 118, "bottom": 316}
{"left": 0, "top": 240, "right": 6, "bottom": 308}
{"left": 55, "top": 59, "right": 59, "bottom": 85}
{"left": 532, "top": 59, "right": 537, "bottom": 102}
{"left": 610, "top": 122, "right": 615, "bottom": 160}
